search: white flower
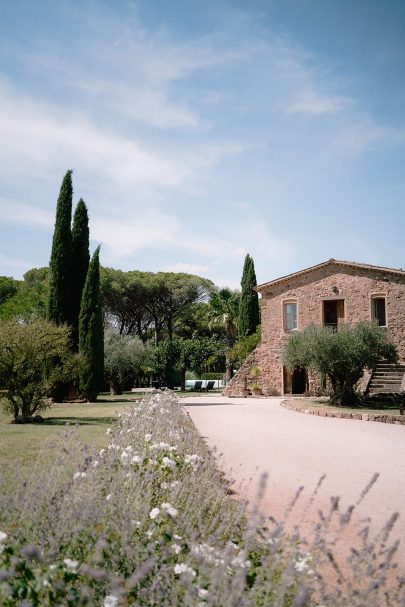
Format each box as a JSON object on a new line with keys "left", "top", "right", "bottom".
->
{"left": 93, "top": 460, "right": 99, "bottom": 467}
{"left": 162, "top": 457, "right": 176, "bottom": 469}
{"left": 0, "top": 531, "right": 7, "bottom": 543}
{"left": 161, "top": 481, "right": 169, "bottom": 489}
{"left": 172, "top": 543, "right": 181, "bottom": 555}
{"left": 131, "top": 520, "right": 141, "bottom": 528}
{"left": 173, "top": 534, "right": 182, "bottom": 541}
{"left": 174, "top": 563, "right": 196, "bottom": 578}
{"left": 106, "top": 494, "right": 112, "bottom": 502}
{"left": 161, "top": 502, "right": 178, "bottom": 518}
{"left": 146, "top": 529, "right": 154, "bottom": 538}
{"left": 231, "top": 556, "right": 251, "bottom": 568}
{"left": 99, "top": 448, "right": 105, "bottom": 456}
{"left": 294, "top": 555, "right": 312, "bottom": 573}
{"left": 198, "top": 588, "right": 209, "bottom": 598}
{"left": 144, "top": 433, "right": 152, "bottom": 442}
{"left": 73, "top": 472, "right": 86, "bottom": 480}
{"left": 106, "top": 428, "right": 112, "bottom": 435}
{"left": 64, "top": 558, "right": 79, "bottom": 572}
{"left": 149, "top": 507, "right": 160, "bottom": 520}
{"left": 131, "top": 455, "right": 142, "bottom": 464}
{"left": 103, "top": 595, "right": 119, "bottom": 607}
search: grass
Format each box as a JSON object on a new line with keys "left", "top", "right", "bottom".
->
{"left": 286, "top": 396, "right": 404, "bottom": 416}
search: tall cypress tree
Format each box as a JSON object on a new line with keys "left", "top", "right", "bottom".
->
{"left": 71, "top": 199, "right": 90, "bottom": 350}
{"left": 79, "top": 247, "right": 104, "bottom": 402}
{"left": 239, "top": 254, "right": 260, "bottom": 338}
{"left": 48, "top": 170, "right": 73, "bottom": 326}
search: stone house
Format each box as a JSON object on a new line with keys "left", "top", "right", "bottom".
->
{"left": 224, "top": 259, "right": 405, "bottom": 397}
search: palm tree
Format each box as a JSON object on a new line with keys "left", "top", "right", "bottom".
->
{"left": 208, "top": 288, "right": 240, "bottom": 382}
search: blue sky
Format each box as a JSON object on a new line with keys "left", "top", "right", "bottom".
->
{"left": 1, "top": 0, "right": 404, "bottom": 287}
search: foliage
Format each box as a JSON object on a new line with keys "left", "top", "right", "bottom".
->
{"left": 208, "top": 287, "right": 240, "bottom": 381}
{"left": 104, "top": 330, "right": 151, "bottom": 394}
{"left": 0, "top": 269, "right": 49, "bottom": 322}
{"left": 0, "top": 319, "right": 73, "bottom": 418}
{"left": 239, "top": 254, "right": 260, "bottom": 338}
{"left": 0, "top": 277, "right": 18, "bottom": 306}
{"left": 283, "top": 322, "right": 398, "bottom": 406}
{"left": 101, "top": 268, "right": 213, "bottom": 344}
{"left": 228, "top": 327, "right": 261, "bottom": 367}
{"left": 79, "top": 247, "right": 104, "bottom": 402}
{"left": 0, "top": 392, "right": 403, "bottom": 606}
{"left": 71, "top": 198, "right": 90, "bottom": 350}
{"left": 153, "top": 337, "right": 218, "bottom": 389}
{"left": 48, "top": 170, "right": 73, "bottom": 326}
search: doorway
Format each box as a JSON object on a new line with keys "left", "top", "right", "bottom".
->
{"left": 323, "top": 299, "right": 345, "bottom": 330}
{"left": 283, "top": 367, "right": 308, "bottom": 395}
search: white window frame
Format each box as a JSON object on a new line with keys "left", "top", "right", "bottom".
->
{"left": 283, "top": 300, "right": 298, "bottom": 332}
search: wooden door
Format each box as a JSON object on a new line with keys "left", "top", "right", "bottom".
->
{"left": 336, "top": 300, "right": 345, "bottom": 326}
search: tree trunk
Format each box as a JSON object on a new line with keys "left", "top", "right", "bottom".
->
{"left": 330, "top": 379, "right": 359, "bottom": 406}
{"left": 181, "top": 368, "right": 186, "bottom": 392}
{"left": 110, "top": 379, "right": 122, "bottom": 396}
{"left": 225, "top": 355, "right": 233, "bottom": 383}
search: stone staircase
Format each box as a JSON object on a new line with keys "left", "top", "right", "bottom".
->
{"left": 367, "top": 363, "right": 405, "bottom": 396}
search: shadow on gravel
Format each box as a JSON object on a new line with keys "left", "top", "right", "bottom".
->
{"left": 183, "top": 401, "right": 248, "bottom": 407}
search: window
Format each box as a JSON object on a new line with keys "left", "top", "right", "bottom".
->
{"left": 284, "top": 302, "right": 297, "bottom": 331}
{"left": 372, "top": 297, "right": 386, "bottom": 327}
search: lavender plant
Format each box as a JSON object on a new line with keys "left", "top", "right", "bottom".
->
{"left": 0, "top": 392, "right": 403, "bottom": 606}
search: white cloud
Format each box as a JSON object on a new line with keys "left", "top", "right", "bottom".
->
{"left": 164, "top": 262, "right": 210, "bottom": 275}
{"left": 0, "top": 200, "right": 54, "bottom": 230}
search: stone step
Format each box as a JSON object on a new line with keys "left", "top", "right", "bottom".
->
{"left": 369, "top": 388, "right": 402, "bottom": 394}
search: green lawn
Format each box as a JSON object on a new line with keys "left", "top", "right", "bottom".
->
{"left": 0, "top": 393, "right": 142, "bottom": 483}
{"left": 287, "top": 396, "right": 404, "bottom": 416}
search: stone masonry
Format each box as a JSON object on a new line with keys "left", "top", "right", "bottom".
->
{"left": 224, "top": 259, "right": 405, "bottom": 397}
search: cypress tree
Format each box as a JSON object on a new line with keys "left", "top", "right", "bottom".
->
{"left": 71, "top": 199, "right": 90, "bottom": 350}
{"left": 79, "top": 247, "right": 104, "bottom": 402}
{"left": 239, "top": 254, "right": 260, "bottom": 338}
{"left": 48, "top": 170, "right": 73, "bottom": 326}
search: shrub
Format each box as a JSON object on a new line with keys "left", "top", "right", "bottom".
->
{"left": 0, "top": 319, "right": 74, "bottom": 419}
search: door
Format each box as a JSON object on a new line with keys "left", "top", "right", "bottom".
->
{"left": 283, "top": 367, "right": 307, "bottom": 394}
{"left": 323, "top": 300, "right": 344, "bottom": 330}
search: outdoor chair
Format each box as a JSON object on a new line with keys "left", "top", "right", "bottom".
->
{"left": 205, "top": 380, "right": 215, "bottom": 391}
{"left": 193, "top": 380, "right": 203, "bottom": 391}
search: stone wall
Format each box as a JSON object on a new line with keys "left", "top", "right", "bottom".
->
{"left": 225, "top": 263, "right": 405, "bottom": 397}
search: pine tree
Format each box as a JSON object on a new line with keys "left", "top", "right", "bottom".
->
{"left": 71, "top": 199, "right": 90, "bottom": 350}
{"left": 79, "top": 247, "right": 104, "bottom": 402}
{"left": 48, "top": 170, "right": 73, "bottom": 326}
{"left": 239, "top": 254, "right": 260, "bottom": 338}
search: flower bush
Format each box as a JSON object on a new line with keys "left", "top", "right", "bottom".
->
{"left": 0, "top": 391, "right": 403, "bottom": 606}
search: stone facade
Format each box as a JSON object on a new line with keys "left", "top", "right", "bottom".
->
{"left": 224, "top": 260, "right": 405, "bottom": 397}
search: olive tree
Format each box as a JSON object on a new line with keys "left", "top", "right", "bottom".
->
{"left": 283, "top": 322, "right": 397, "bottom": 406}
{"left": 104, "top": 330, "right": 150, "bottom": 395}
{"left": 0, "top": 319, "right": 73, "bottom": 420}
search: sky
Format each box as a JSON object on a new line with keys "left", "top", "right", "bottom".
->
{"left": 0, "top": 0, "right": 404, "bottom": 288}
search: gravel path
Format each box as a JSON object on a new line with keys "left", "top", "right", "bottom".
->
{"left": 184, "top": 395, "right": 405, "bottom": 563}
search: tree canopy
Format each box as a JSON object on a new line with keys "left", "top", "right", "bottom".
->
{"left": 0, "top": 319, "right": 73, "bottom": 419}
{"left": 239, "top": 254, "right": 260, "bottom": 338}
{"left": 283, "top": 322, "right": 398, "bottom": 405}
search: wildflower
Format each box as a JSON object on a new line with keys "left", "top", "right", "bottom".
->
{"left": 172, "top": 543, "right": 181, "bottom": 555}
{"left": 162, "top": 456, "right": 176, "bottom": 469}
{"left": 174, "top": 563, "right": 196, "bottom": 578}
{"left": 149, "top": 507, "right": 160, "bottom": 520}
{"left": 93, "top": 460, "right": 99, "bottom": 467}
{"left": 106, "top": 428, "right": 112, "bottom": 435}
{"left": 0, "top": 531, "right": 7, "bottom": 543}
{"left": 161, "top": 502, "right": 178, "bottom": 518}
{"left": 146, "top": 529, "right": 154, "bottom": 539}
{"left": 99, "top": 448, "right": 105, "bottom": 456}
{"left": 131, "top": 520, "right": 141, "bottom": 528}
{"left": 231, "top": 556, "right": 251, "bottom": 568}
{"left": 144, "top": 433, "right": 152, "bottom": 441}
{"left": 103, "top": 595, "right": 119, "bottom": 607}
{"left": 73, "top": 472, "right": 86, "bottom": 480}
{"left": 131, "top": 455, "right": 142, "bottom": 464}
{"left": 198, "top": 588, "right": 209, "bottom": 598}
{"left": 294, "top": 555, "right": 312, "bottom": 574}
{"left": 106, "top": 494, "right": 112, "bottom": 502}
{"left": 64, "top": 558, "right": 79, "bottom": 572}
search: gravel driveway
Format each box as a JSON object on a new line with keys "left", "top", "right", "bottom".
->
{"left": 184, "top": 395, "right": 405, "bottom": 563}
